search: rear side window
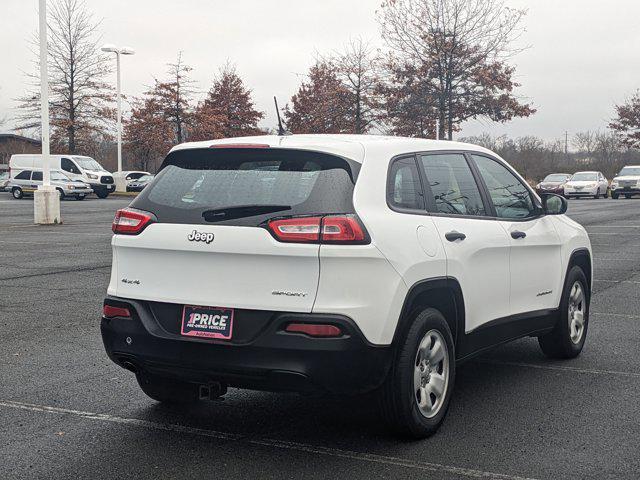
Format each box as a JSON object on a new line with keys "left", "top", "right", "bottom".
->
{"left": 132, "top": 148, "right": 358, "bottom": 226}
{"left": 388, "top": 157, "right": 424, "bottom": 211}
{"left": 419, "top": 154, "right": 486, "bottom": 216}
{"left": 32, "top": 171, "right": 43, "bottom": 181}
{"left": 15, "top": 171, "right": 31, "bottom": 180}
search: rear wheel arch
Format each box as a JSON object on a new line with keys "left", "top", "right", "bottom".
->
{"left": 566, "top": 248, "right": 592, "bottom": 293}
{"left": 392, "top": 278, "right": 465, "bottom": 353}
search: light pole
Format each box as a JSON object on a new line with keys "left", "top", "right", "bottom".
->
{"left": 34, "top": 0, "right": 61, "bottom": 225}
{"left": 101, "top": 43, "right": 135, "bottom": 193}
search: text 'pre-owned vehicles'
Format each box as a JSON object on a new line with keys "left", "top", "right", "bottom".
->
{"left": 101, "top": 135, "right": 592, "bottom": 438}
{"left": 535, "top": 173, "right": 571, "bottom": 197}
{"left": 9, "top": 169, "right": 93, "bottom": 200}
{"left": 610, "top": 165, "right": 640, "bottom": 199}
{"left": 563, "top": 171, "right": 609, "bottom": 199}
{"left": 9, "top": 154, "right": 115, "bottom": 198}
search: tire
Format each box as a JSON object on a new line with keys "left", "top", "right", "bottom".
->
{"left": 611, "top": 192, "right": 619, "bottom": 199}
{"left": 379, "top": 308, "right": 455, "bottom": 438}
{"left": 95, "top": 188, "right": 109, "bottom": 199}
{"left": 136, "top": 373, "right": 199, "bottom": 404}
{"left": 57, "top": 189, "right": 65, "bottom": 200}
{"left": 76, "top": 194, "right": 85, "bottom": 200}
{"left": 593, "top": 189, "right": 599, "bottom": 199}
{"left": 625, "top": 194, "right": 632, "bottom": 199}
{"left": 538, "top": 265, "right": 589, "bottom": 359}
{"left": 12, "top": 187, "right": 23, "bottom": 199}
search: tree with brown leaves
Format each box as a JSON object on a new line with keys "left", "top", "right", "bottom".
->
{"left": 191, "top": 64, "right": 264, "bottom": 140}
{"left": 123, "top": 92, "right": 174, "bottom": 172}
{"left": 284, "top": 62, "right": 352, "bottom": 134}
{"left": 610, "top": 92, "right": 640, "bottom": 149}
{"left": 15, "top": 0, "right": 114, "bottom": 154}
{"left": 378, "top": 0, "right": 535, "bottom": 139}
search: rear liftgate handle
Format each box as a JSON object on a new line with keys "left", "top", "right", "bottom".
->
{"left": 511, "top": 230, "right": 527, "bottom": 239}
{"left": 445, "top": 231, "right": 466, "bottom": 242}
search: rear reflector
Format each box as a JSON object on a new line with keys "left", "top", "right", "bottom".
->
{"left": 285, "top": 323, "right": 342, "bottom": 337}
{"left": 112, "top": 208, "right": 154, "bottom": 235}
{"left": 267, "top": 216, "right": 322, "bottom": 243}
{"left": 209, "top": 144, "right": 270, "bottom": 149}
{"left": 103, "top": 304, "right": 131, "bottom": 318}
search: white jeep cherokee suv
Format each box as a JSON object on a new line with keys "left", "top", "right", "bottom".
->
{"left": 101, "top": 135, "right": 592, "bottom": 437}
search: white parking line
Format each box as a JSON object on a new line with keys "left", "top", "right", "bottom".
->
{"left": 0, "top": 399, "right": 539, "bottom": 480}
{"left": 476, "top": 360, "right": 640, "bottom": 379}
{"left": 591, "top": 312, "right": 640, "bottom": 319}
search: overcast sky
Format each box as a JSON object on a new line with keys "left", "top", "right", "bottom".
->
{"left": 2, "top": 0, "right": 640, "bottom": 144}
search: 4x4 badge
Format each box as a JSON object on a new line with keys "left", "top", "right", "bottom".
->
{"left": 188, "top": 230, "right": 215, "bottom": 244}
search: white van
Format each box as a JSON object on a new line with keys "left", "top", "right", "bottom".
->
{"left": 9, "top": 154, "right": 115, "bottom": 198}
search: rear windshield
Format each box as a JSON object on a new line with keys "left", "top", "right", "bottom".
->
{"left": 131, "top": 148, "right": 359, "bottom": 226}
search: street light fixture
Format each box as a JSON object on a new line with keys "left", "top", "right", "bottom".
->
{"left": 101, "top": 43, "right": 135, "bottom": 192}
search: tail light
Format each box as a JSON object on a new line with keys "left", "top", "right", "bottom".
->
{"left": 266, "top": 215, "right": 369, "bottom": 244}
{"left": 285, "top": 323, "right": 342, "bottom": 337}
{"left": 103, "top": 304, "right": 131, "bottom": 318}
{"left": 112, "top": 208, "right": 154, "bottom": 235}
{"left": 267, "top": 216, "right": 322, "bottom": 243}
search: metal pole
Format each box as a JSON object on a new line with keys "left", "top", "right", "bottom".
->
{"left": 39, "top": 0, "right": 50, "bottom": 186}
{"left": 116, "top": 51, "right": 122, "bottom": 173}
{"left": 435, "top": 116, "right": 440, "bottom": 141}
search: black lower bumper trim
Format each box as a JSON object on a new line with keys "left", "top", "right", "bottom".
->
{"left": 101, "top": 296, "right": 393, "bottom": 395}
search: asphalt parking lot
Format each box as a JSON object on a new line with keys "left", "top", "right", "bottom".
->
{"left": 1, "top": 193, "right": 639, "bottom": 480}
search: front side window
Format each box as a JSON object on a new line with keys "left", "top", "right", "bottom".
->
{"left": 32, "top": 171, "right": 43, "bottom": 181}
{"left": 388, "top": 157, "right": 424, "bottom": 210}
{"left": 472, "top": 155, "right": 536, "bottom": 219}
{"left": 419, "top": 154, "right": 486, "bottom": 216}
{"left": 61, "top": 158, "right": 78, "bottom": 173}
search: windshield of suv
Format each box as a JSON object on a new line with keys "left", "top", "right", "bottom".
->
{"left": 544, "top": 174, "right": 570, "bottom": 182}
{"left": 138, "top": 175, "right": 154, "bottom": 182}
{"left": 619, "top": 167, "right": 640, "bottom": 176}
{"left": 72, "top": 156, "right": 104, "bottom": 171}
{"left": 570, "top": 173, "right": 598, "bottom": 181}
{"left": 133, "top": 148, "right": 358, "bottom": 226}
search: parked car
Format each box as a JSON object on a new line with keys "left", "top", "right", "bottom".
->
{"left": 126, "top": 174, "right": 155, "bottom": 192}
{"left": 9, "top": 169, "right": 93, "bottom": 200}
{"left": 563, "top": 171, "right": 609, "bottom": 199}
{"left": 535, "top": 173, "right": 571, "bottom": 196}
{"left": 0, "top": 171, "right": 9, "bottom": 192}
{"left": 610, "top": 165, "right": 640, "bottom": 199}
{"left": 101, "top": 135, "right": 592, "bottom": 438}
{"left": 113, "top": 170, "right": 150, "bottom": 186}
{"left": 9, "top": 154, "right": 114, "bottom": 198}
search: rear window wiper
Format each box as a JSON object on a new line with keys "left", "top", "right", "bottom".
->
{"left": 202, "top": 204, "right": 292, "bottom": 222}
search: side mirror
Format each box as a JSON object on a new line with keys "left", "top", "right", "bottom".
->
{"left": 541, "top": 193, "right": 567, "bottom": 215}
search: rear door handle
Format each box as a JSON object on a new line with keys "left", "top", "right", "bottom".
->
{"left": 445, "top": 231, "right": 466, "bottom": 242}
{"left": 511, "top": 230, "right": 526, "bottom": 239}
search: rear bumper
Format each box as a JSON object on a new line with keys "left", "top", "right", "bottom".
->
{"left": 100, "top": 296, "right": 393, "bottom": 395}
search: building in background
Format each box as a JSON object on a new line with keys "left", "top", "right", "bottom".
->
{"left": 0, "top": 134, "right": 41, "bottom": 170}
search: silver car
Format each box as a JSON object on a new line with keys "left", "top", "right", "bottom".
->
{"left": 9, "top": 169, "right": 93, "bottom": 200}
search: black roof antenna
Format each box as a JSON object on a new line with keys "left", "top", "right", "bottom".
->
{"left": 274, "top": 96, "right": 288, "bottom": 136}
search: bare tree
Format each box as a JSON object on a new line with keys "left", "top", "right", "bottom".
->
{"left": 378, "top": 0, "right": 534, "bottom": 139}
{"left": 573, "top": 131, "right": 597, "bottom": 159}
{"left": 153, "top": 53, "right": 196, "bottom": 144}
{"left": 15, "top": 0, "right": 113, "bottom": 154}
{"left": 327, "top": 38, "right": 381, "bottom": 134}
